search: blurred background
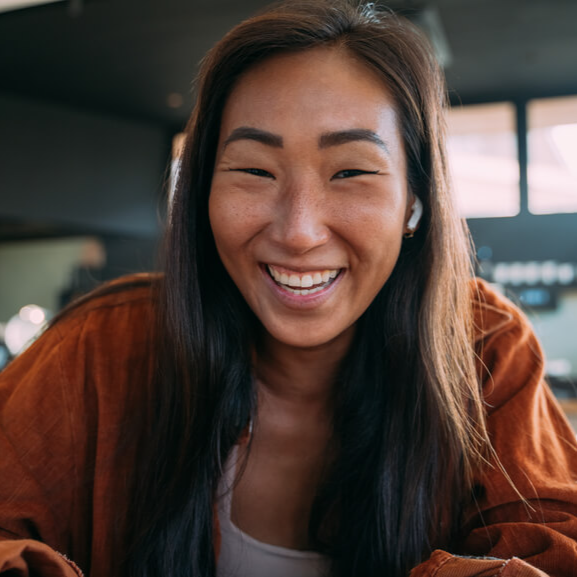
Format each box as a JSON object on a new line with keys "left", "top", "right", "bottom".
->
{"left": 0, "top": 0, "right": 576, "bottom": 422}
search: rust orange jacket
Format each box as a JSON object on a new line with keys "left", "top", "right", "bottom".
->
{"left": 0, "top": 277, "right": 576, "bottom": 576}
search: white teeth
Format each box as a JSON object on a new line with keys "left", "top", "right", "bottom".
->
{"left": 301, "top": 275, "right": 313, "bottom": 288}
{"left": 267, "top": 265, "right": 340, "bottom": 291}
{"left": 285, "top": 285, "right": 324, "bottom": 296}
{"left": 288, "top": 274, "right": 300, "bottom": 287}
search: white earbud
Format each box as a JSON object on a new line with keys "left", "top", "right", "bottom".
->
{"left": 406, "top": 196, "right": 423, "bottom": 235}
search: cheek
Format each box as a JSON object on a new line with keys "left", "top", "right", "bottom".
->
{"left": 345, "top": 201, "right": 406, "bottom": 247}
{"left": 345, "top": 206, "right": 406, "bottom": 289}
{"left": 208, "top": 188, "right": 264, "bottom": 260}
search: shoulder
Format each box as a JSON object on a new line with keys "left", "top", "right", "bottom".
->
{"left": 52, "top": 272, "right": 158, "bottom": 331}
{"left": 1, "top": 273, "right": 159, "bottom": 402}
{"left": 51, "top": 273, "right": 159, "bottom": 379}
{"left": 0, "top": 275, "right": 161, "bottom": 544}
{"left": 470, "top": 278, "right": 532, "bottom": 344}
{"left": 470, "top": 277, "right": 541, "bottom": 354}
{"left": 470, "top": 278, "right": 545, "bottom": 413}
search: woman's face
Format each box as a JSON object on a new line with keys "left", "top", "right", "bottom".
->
{"left": 209, "top": 47, "right": 413, "bottom": 350}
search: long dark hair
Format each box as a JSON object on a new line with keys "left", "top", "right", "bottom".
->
{"left": 126, "top": 1, "right": 489, "bottom": 575}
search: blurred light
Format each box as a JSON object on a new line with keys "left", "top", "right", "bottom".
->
{"left": 552, "top": 124, "right": 577, "bottom": 177}
{"left": 4, "top": 305, "right": 51, "bottom": 356}
{"left": 0, "top": 0, "right": 63, "bottom": 13}
{"left": 541, "top": 261, "right": 558, "bottom": 285}
{"left": 0, "top": 345, "right": 8, "bottom": 370}
{"left": 558, "top": 263, "right": 576, "bottom": 285}
{"left": 19, "top": 304, "right": 46, "bottom": 325}
{"left": 546, "top": 358, "right": 572, "bottom": 378}
{"left": 528, "top": 96, "right": 577, "bottom": 215}
{"left": 493, "top": 263, "right": 510, "bottom": 284}
{"left": 447, "top": 102, "right": 519, "bottom": 218}
{"left": 169, "top": 132, "right": 186, "bottom": 206}
{"left": 508, "top": 262, "right": 524, "bottom": 286}
{"left": 524, "top": 262, "right": 541, "bottom": 285}
{"left": 518, "top": 288, "right": 553, "bottom": 308}
{"left": 477, "top": 245, "right": 493, "bottom": 260}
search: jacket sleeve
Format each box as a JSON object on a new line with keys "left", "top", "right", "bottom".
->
{"left": 410, "top": 282, "right": 577, "bottom": 577}
{"left": 0, "top": 541, "right": 83, "bottom": 576}
{"left": 0, "top": 323, "right": 86, "bottom": 577}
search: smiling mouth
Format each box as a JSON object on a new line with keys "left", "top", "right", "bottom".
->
{"left": 267, "top": 264, "right": 341, "bottom": 295}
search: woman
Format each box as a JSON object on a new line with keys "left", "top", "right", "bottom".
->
{"left": 0, "top": 1, "right": 576, "bottom": 576}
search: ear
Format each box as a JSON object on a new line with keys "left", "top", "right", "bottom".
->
{"left": 404, "top": 196, "right": 423, "bottom": 238}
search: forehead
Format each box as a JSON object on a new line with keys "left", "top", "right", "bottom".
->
{"left": 220, "top": 47, "right": 400, "bottom": 136}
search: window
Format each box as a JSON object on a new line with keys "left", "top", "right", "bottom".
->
{"left": 446, "top": 102, "right": 519, "bottom": 218}
{"left": 527, "top": 95, "right": 577, "bottom": 215}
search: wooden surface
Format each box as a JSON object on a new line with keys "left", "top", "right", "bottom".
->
{"left": 558, "top": 399, "right": 577, "bottom": 414}
{"left": 558, "top": 399, "right": 577, "bottom": 432}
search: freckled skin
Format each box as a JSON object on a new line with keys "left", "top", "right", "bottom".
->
{"left": 209, "top": 47, "right": 413, "bottom": 352}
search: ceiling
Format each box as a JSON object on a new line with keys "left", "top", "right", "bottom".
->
{"left": 1, "top": 0, "right": 576, "bottom": 131}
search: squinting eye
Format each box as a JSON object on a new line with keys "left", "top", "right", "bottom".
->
{"left": 332, "top": 169, "right": 380, "bottom": 179}
{"left": 231, "top": 168, "right": 275, "bottom": 178}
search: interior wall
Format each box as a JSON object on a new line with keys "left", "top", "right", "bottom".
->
{"left": 0, "top": 234, "right": 161, "bottom": 324}
{"left": 0, "top": 91, "right": 168, "bottom": 236}
{"left": 468, "top": 214, "right": 577, "bottom": 262}
{"left": 0, "top": 237, "right": 91, "bottom": 321}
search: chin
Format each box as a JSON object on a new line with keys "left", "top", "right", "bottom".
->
{"left": 262, "top": 321, "right": 356, "bottom": 352}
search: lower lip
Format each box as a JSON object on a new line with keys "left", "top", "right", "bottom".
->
{"left": 261, "top": 265, "right": 343, "bottom": 309}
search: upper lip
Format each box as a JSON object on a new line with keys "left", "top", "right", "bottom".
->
{"left": 263, "top": 262, "right": 343, "bottom": 274}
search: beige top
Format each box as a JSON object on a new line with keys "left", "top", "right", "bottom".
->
{"left": 216, "top": 447, "right": 330, "bottom": 577}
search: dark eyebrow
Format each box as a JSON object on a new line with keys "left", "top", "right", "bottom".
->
{"left": 223, "top": 126, "right": 283, "bottom": 149}
{"left": 319, "top": 129, "right": 389, "bottom": 153}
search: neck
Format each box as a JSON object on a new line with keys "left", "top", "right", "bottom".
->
{"left": 254, "top": 326, "right": 354, "bottom": 409}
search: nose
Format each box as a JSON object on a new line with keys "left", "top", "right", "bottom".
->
{"left": 269, "top": 179, "right": 330, "bottom": 254}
